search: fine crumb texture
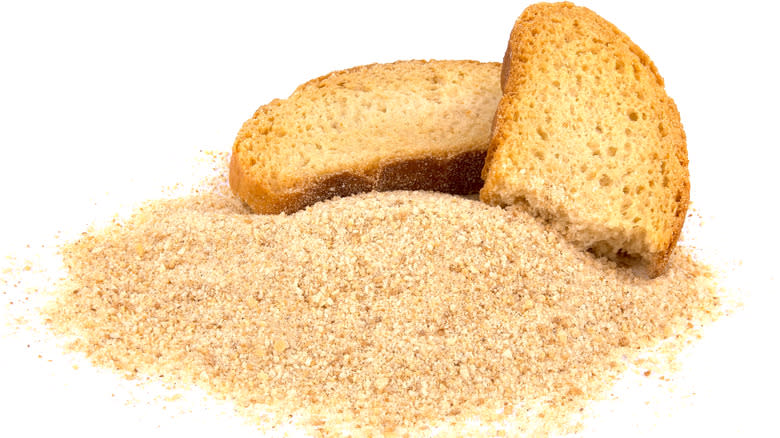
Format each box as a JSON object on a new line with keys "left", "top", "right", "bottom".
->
{"left": 481, "top": 2, "right": 689, "bottom": 277}
{"left": 230, "top": 60, "right": 501, "bottom": 214}
{"left": 46, "top": 158, "right": 720, "bottom": 436}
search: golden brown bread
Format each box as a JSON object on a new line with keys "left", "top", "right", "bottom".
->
{"left": 230, "top": 60, "right": 501, "bottom": 214}
{"left": 481, "top": 2, "right": 689, "bottom": 277}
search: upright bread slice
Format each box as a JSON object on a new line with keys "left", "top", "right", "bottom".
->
{"left": 230, "top": 60, "right": 501, "bottom": 214}
{"left": 481, "top": 2, "right": 689, "bottom": 277}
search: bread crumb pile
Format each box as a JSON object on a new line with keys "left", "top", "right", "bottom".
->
{"left": 46, "top": 163, "right": 720, "bottom": 436}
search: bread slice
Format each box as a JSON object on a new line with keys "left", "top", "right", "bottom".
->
{"left": 480, "top": 2, "right": 689, "bottom": 277}
{"left": 230, "top": 60, "right": 501, "bottom": 214}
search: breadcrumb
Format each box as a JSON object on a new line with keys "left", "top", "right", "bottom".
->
{"left": 45, "top": 155, "right": 721, "bottom": 436}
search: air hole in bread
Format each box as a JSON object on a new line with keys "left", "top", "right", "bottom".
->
{"left": 628, "top": 111, "right": 639, "bottom": 121}
{"left": 599, "top": 174, "right": 612, "bottom": 187}
{"left": 587, "top": 140, "right": 599, "bottom": 155}
{"left": 607, "top": 146, "right": 617, "bottom": 157}
{"left": 536, "top": 126, "right": 549, "bottom": 140}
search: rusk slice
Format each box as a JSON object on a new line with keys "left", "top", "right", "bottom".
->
{"left": 481, "top": 2, "right": 689, "bottom": 277}
{"left": 230, "top": 60, "right": 501, "bottom": 214}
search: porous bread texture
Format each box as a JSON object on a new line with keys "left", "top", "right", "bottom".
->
{"left": 481, "top": 2, "right": 689, "bottom": 277}
{"left": 230, "top": 60, "right": 501, "bottom": 214}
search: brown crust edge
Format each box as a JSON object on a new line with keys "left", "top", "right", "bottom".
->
{"left": 229, "top": 149, "right": 488, "bottom": 215}
{"left": 647, "top": 171, "right": 690, "bottom": 278}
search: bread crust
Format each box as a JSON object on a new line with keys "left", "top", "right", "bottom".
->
{"left": 648, "top": 164, "right": 689, "bottom": 277}
{"left": 230, "top": 148, "right": 487, "bottom": 215}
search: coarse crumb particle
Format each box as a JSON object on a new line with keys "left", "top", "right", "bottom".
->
{"left": 45, "top": 155, "right": 721, "bottom": 437}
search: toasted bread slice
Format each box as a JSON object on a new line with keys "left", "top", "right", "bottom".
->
{"left": 230, "top": 60, "right": 501, "bottom": 214}
{"left": 481, "top": 2, "right": 689, "bottom": 277}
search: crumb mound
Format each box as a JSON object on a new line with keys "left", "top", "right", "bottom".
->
{"left": 47, "top": 164, "right": 720, "bottom": 436}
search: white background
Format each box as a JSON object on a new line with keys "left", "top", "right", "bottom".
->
{"left": 1, "top": 0, "right": 778, "bottom": 436}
